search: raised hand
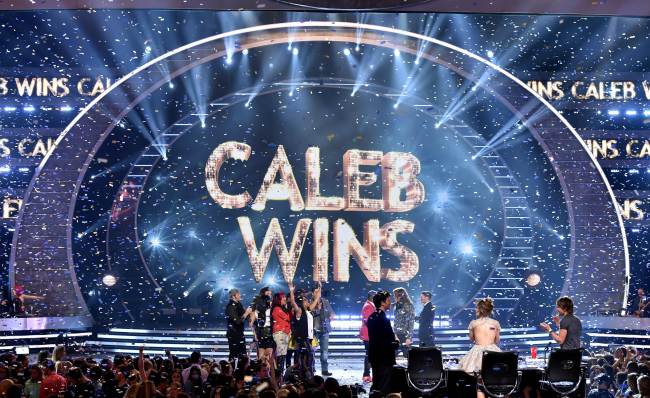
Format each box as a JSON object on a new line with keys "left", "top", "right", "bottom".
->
{"left": 539, "top": 322, "right": 551, "bottom": 332}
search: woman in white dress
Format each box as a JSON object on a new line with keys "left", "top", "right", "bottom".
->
{"left": 459, "top": 298, "right": 501, "bottom": 374}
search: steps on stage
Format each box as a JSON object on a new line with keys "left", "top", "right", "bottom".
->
{"left": 84, "top": 327, "right": 555, "bottom": 359}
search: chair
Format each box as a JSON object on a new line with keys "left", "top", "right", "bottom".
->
{"left": 539, "top": 349, "right": 583, "bottom": 396}
{"left": 407, "top": 346, "right": 446, "bottom": 393}
{"left": 478, "top": 351, "right": 521, "bottom": 398}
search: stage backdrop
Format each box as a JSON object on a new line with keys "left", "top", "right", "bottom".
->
{"left": 0, "top": 11, "right": 644, "bottom": 329}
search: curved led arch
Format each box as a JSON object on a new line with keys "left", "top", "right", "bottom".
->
{"left": 10, "top": 21, "right": 630, "bottom": 318}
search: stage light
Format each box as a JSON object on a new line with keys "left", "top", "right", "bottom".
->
{"left": 183, "top": 291, "right": 189, "bottom": 297}
{"left": 461, "top": 243, "right": 474, "bottom": 255}
{"left": 394, "top": 49, "right": 401, "bottom": 57}
{"left": 292, "top": 47, "right": 299, "bottom": 56}
{"left": 607, "top": 110, "right": 620, "bottom": 116}
{"left": 144, "top": 45, "right": 152, "bottom": 54}
{"left": 102, "top": 274, "right": 117, "bottom": 287}
{"left": 149, "top": 236, "right": 162, "bottom": 247}
{"left": 355, "top": 45, "right": 360, "bottom": 52}
{"left": 242, "top": 48, "right": 249, "bottom": 55}
{"left": 201, "top": 120, "right": 206, "bottom": 128}
{"left": 60, "top": 105, "right": 73, "bottom": 112}
{"left": 0, "top": 165, "right": 10, "bottom": 173}
{"left": 343, "top": 48, "right": 351, "bottom": 56}
{"left": 23, "top": 105, "right": 35, "bottom": 112}
{"left": 644, "top": 110, "right": 650, "bottom": 116}
{"left": 486, "top": 50, "right": 495, "bottom": 58}
{"left": 18, "top": 167, "right": 30, "bottom": 173}
{"left": 207, "top": 291, "right": 213, "bottom": 298}
{"left": 558, "top": 235, "right": 565, "bottom": 240}
{"left": 525, "top": 272, "right": 541, "bottom": 287}
{"left": 625, "top": 110, "right": 637, "bottom": 116}
{"left": 225, "top": 56, "right": 233, "bottom": 65}
{"left": 168, "top": 82, "right": 174, "bottom": 89}
{"left": 4, "top": 106, "right": 16, "bottom": 112}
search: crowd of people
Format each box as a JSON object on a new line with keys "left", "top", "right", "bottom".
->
{"left": 0, "top": 335, "right": 648, "bottom": 398}
{"left": 0, "top": 345, "right": 374, "bottom": 398}
{"left": 1, "top": 285, "right": 649, "bottom": 397}
{"left": 584, "top": 346, "right": 650, "bottom": 398}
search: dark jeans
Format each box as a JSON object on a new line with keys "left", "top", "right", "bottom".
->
{"left": 363, "top": 341, "right": 371, "bottom": 377}
{"left": 395, "top": 333, "right": 409, "bottom": 359}
{"left": 227, "top": 334, "right": 246, "bottom": 361}
{"left": 316, "top": 331, "right": 330, "bottom": 372}
{"left": 370, "top": 364, "right": 393, "bottom": 394}
{"left": 296, "top": 337, "right": 314, "bottom": 374}
{"left": 419, "top": 331, "right": 435, "bottom": 347}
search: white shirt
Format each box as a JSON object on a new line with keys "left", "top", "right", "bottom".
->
{"left": 264, "top": 308, "right": 271, "bottom": 327}
{"left": 307, "top": 311, "right": 314, "bottom": 339}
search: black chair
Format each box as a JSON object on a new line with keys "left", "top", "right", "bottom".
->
{"left": 539, "top": 349, "right": 583, "bottom": 396}
{"left": 478, "top": 351, "right": 521, "bottom": 398}
{"left": 407, "top": 346, "right": 446, "bottom": 394}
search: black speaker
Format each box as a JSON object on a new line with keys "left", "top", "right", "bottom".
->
{"left": 407, "top": 347, "right": 444, "bottom": 391}
{"left": 389, "top": 365, "right": 410, "bottom": 393}
{"left": 446, "top": 370, "right": 477, "bottom": 398}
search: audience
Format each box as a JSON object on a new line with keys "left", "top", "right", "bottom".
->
{"left": 0, "top": 343, "right": 647, "bottom": 397}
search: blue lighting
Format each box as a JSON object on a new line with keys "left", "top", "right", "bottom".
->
{"left": 393, "top": 48, "right": 401, "bottom": 57}
{"left": 607, "top": 110, "right": 620, "bottom": 116}
{"left": 60, "top": 105, "right": 73, "bottom": 112}
{"left": 3, "top": 106, "right": 16, "bottom": 112}
{"left": 292, "top": 47, "right": 299, "bottom": 56}
{"left": 343, "top": 48, "right": 351, "bottom": 56}
{"left": 149, "top": 236, "right": 162, "bottom": 247}
{"left": 625, "top": 110, "right": 637, "bottom": 116}
{"left": 644, "top": 110, "right": 650, "bottom": 117}
{"left": 0, "top": 165, "right": 10, "bottom": 173}
{"left": 23, "top": 105, "right": 35, "bottom": 112}
{"left": 461, "top": 242, "right": 474, "bottom": 255}
{"left": 242, "top": 48, "right": 249, "bottom": 55}
{"left": 486, "top": 50, "right": 495, "bottom": 58}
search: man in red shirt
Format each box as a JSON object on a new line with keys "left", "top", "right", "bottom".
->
{"left": 359, "top": 290, "right": 376, "bottom": 383}
{"left": 40, "top": 360, "right": 66, "bottom": 398}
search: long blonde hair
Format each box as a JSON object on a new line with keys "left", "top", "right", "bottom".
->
{"left": 393, "top": 287, "right": 412, "bottom": 306}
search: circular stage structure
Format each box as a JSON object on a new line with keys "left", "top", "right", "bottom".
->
{"left": 9, "top": 22, "right": 628, "bottom": 328}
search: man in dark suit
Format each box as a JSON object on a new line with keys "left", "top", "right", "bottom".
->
{"left": 418, "top": 291, "right": 435, "bottom": 346}
{"left": 367, "top": 290, "right": 399, "bottom": 394}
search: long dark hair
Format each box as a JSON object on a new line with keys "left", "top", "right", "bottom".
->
{"left": 272, "top": 292, "right": 287, "bottom": 311}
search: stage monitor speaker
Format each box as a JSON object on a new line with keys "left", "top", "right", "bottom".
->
{"left": 389, "top": 365, "right": 410, "bottom": 394}
{"left": 446, "top": 369, "right": 477, "bottom": 398}
{"left": 407, "top": 346, "right": 444, "bottom": 392}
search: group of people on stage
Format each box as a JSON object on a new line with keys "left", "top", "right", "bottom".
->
{"left": 363, "top": 289, "right": 582, "bottom": 396}
{"left": 359, "top": 289, "right": 435, "bottom": 384}
{"left": 225, "top": 282, "right": 584, "bottom": 395}
{"left": 225, "top": 284, "right": 436, "bottom": 385}
{"left": 225, "top": 282, "right": 335, "bottom": 382}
